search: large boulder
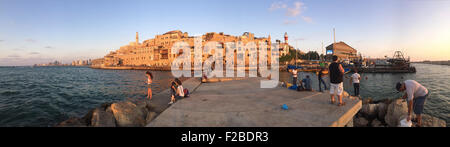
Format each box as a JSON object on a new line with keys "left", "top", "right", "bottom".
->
{"left": 55, "top": 117, "right": 87, "bottom": 127}
{"left": 377, "top": 102, "right": 388, "bottom": 122}
{"left": 420, "top": 114, "right": 446, "bottom": 127}
{"left": 354, "top": 117, "right": 369, "bottom": 127}
{"left": 385, "top": 99, "right": 408, "bottom": 127}
{"left": 361, "top": 104, "right": 379, "bottom": 120}
{"left": 362, "top": 98, "right": 373, "bottom": 105}
{"left": 371, "top": 119, "right": 384, "bottom": 127}
{"left": 145, "top": 111, "right": 158, "bottom": 124}
{"left": 110, "top": 101, "right": 146, "bottom": 127}
{"left": 91, "top": 107, "right": 116, "bottom": 127}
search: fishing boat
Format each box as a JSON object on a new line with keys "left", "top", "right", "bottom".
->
{"left": 358, "top": 51, "right": 416, "bottom": 73}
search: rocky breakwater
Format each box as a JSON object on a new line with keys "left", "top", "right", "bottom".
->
{"left": 56, "top": 77, "right": 202, "bottom": 127}
{"left": 56, "top": 100, "right": 159, "bottom": 127}
{"left": 353, "top": 98, "right": 446, "bottom": 127}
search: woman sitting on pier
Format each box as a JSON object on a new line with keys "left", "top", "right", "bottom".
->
{"left": 168, "top": 78, "right": 185, "bottom": 105}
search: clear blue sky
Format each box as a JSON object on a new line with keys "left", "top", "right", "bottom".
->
{"left": 1, "top": 0, "right": 449, "bottom": 65}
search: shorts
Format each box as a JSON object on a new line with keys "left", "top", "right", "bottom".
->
{"left": 413, "top": 93, "right": 428, "bottom": 115}
{"left": 330, "top": 82, "right": 343, "bottom": 95}
{"left": 147, "top": 84, "right": 152, "bottom": 88}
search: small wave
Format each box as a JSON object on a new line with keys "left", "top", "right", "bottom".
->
{"left": 1, "top": 91, "right": 20, "bottom": 96}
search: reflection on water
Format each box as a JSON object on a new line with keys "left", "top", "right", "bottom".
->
{"left": 280, "top": 63, "right": 449, "bottom": 126}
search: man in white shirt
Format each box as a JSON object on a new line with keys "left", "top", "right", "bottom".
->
{"left": 396, "top": 80, "right": 429, "bottom": 127}
{"left": 350, "top": 70, "right": 361, "bottom": 97}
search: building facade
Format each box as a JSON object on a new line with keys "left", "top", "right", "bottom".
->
{"left": 325, "top": 41, "right": 359, "bottom": 61}
{"left": 98, "top": 30, "right": 289, "bottom": 67}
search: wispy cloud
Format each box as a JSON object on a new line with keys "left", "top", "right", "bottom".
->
{"left": 29, "top": 52, "right": 40, "bottom": 55}
{"left": 301, "top": 16, "right": 313, "bottom": 23}
{"left": 7, "top": 54, "right": 21, "bottom": 58}
{"left": 269, "top": 1, "right": 287, "bottom": 11}
{"left": 0, "top": 40, "right": 4, "bottom": 42}
{"left": 283, "top": 19, "right": 298, "bottom": 25}
{"left": 269, "top": 1, "right": 312, "bottom": 24}
{"left": 286, "top": 1, "right": 304, "bottom": 17}
{"left": 25, "top": 39, "right": 37, "bottom": 43}
{"left": 45, "top": 46, "right": 53, "bottom": 49}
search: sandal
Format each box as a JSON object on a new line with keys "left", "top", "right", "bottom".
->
{"left": 330, "top": 100, "right": 335, "bottom": 104}
{"left": 338, "top": 102, "right": 346, "bottom": 106}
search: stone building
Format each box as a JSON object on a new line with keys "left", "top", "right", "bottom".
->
{"left": 101, "top": 30, "right": 289, "bottom": 67}
{"left": 325, "top": 41, "right": 359, "bottom": 61}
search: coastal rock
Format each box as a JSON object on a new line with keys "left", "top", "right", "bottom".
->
{"left": 91, "top": 107, "right": 116, "bottom": 127}
{"left": 362, "top": 98, "right": 373, "bottom": 105}
{"left": 55, "top": 117, "right": 87, "bottom": 127}
{"left": 361, "top": 104, "right": 378, "bottom": 120}
{"left": 146, "top": 101, "right": 165, "bottom": 113}
{"left": 371, "top": 119, "right": 384, "bottom": 127}
{"left": 385, "top": 99, "right": 408, "bottom": 127}
{"left": 420, "top": 114, "right": 446, "bottom": 127}
{"left": 145, "top": 111, "right": 158, "bottom": 124}
{"left": 377, "top": 102, "right": 387, "bottom": 122}
{"left": 354, "top": 117, "right": 369, "bottom": 127}
{"left": 110, "top": 101, "right": 146, "bottom": 127}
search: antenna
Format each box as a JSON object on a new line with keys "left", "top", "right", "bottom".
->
{"left": 333, "top": 28, "right": 336, "bottom": 43}
{"left": 332, "top": 28, "right": 336, "bottom": 57}
{"left": 296, "top": 40, "right": 298, "bottom": 67}
{"left": 321, "top": 41, "right": 324, "bottom": 61}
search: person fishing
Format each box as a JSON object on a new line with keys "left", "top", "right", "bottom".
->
{"left": 318, "top": 68, "right": 327, "bottom": 92}
{"left": 396, "top": 80, "right": 429, "bottom": 127}
{"left": 350, "top": 69, "right": 361, "bottom": 97}
{"left": 302, "top": 75, "right": 312, "bottom": 91}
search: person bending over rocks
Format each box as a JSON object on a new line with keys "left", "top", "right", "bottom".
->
{"left": 396, "top": 80, "right": 429, "bottom": 127}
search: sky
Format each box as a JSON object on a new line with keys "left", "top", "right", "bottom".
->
{"left": 0, "top": 0, "right": 449, "bottom": 66}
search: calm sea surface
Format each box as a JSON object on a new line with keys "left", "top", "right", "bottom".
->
{"left": 0, "top": 67, "right": 178, "bottom": 127}
{"left": 0, "top": 63, "right": 448, "bottom": 126}
{"left": 280, "top": 63, "right": 449, "bottom": 126}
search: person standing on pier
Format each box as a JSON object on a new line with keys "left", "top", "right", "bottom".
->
{"left": 318, "top": 68, "right": 327, "bottom": 92}
{"left": 329, "top": 55, "right": 345, "bottom": 106}
{"left": 146, "top": 71, "right": 153, "bottom": 100}
{"left": 350, "top": 69, "right": 361, "bottom": 97}
{"left": 396, "top": 80, "right": 429, "bottom": 127}
{"left": 292, "top": 68, "right": 298, "bottom": 86}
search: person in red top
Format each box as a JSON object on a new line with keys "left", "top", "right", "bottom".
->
{"left": 146, "top": 71, "right": 153, "bottom": 100}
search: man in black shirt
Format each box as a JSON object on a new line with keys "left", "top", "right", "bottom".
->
{"left": 328, "top": 55, "right": 345, "bottom": 106}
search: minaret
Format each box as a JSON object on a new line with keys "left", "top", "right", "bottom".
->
{"left": 284, "top": 32, "right": 288, "bottom": 44}
{"left": 136, "top": 32, "right": 139, "bottom": 45}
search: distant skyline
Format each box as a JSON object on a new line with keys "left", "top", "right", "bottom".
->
{"left": 1, "top": 0, "right": 449, "bottom": 66}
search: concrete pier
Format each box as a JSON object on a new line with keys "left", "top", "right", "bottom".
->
{"left": 147, "top": 78, "right": 361, "bottom": 127}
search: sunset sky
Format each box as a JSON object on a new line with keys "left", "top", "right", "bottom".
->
{"left": 0, "top": 0, "right": 449, "bottom": 66}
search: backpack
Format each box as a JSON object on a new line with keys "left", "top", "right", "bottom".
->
{"left": 183, "top": 88, "right": 190, "bottom": 97}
